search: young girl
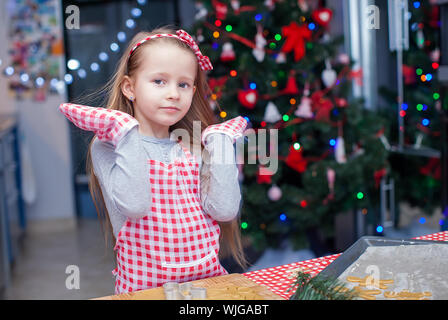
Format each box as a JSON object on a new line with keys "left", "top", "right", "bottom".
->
{"left": 59, "top": 26, "right": 248, "bottom": 294}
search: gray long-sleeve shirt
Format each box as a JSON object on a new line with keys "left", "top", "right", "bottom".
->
{"left": 90, "top": 126, "right": 242, "bottom": 239}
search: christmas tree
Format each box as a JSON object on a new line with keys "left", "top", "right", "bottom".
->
{"left": 191, "top": 0, "right": 389, "bottom": 251}
{"left": 379, "top": 0, "right": 442, "bottom": 215}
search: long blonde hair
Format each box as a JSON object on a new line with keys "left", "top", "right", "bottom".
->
{"left": 84, "top": 26, "right": 247, "bottom": 268}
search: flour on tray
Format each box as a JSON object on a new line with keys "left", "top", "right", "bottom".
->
{"left": 338, "top": 244, "right": 448, "bottom": 300}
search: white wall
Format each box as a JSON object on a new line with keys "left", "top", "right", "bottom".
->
{"left": 16, "top": 96, "right": 76, "bottom": 223}
{"left": 0, "top": 2, "right": 76, "bottom": 232}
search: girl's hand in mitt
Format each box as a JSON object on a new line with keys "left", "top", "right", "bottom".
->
{"left": 59, "top": 103, "right": 138, "bottom": 147}
{"left": 201, "top": 116, "right": 248, "bottom": 147}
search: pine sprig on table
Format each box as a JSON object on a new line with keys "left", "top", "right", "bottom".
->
{"left": 287, "top": 270, "right": 357, "bottom": 300}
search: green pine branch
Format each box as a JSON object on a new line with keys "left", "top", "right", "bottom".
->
{"left": 287, "top": 271, "right": 357, "bottom": 300}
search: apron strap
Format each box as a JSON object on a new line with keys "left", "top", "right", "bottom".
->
{"left": 178, "top": 140, "right": 197, "bottom": 163}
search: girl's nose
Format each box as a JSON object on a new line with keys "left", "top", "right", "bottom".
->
{"left": 167, "top": 83, "right": 180, "bottom": 100}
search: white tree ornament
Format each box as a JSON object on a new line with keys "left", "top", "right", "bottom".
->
{"left": 252, "top": 30, "right": 267, "bottom": 62}
{"left": 335, "top": 136, "right": 347, "bottom": 164}
{"left": 194, "top": 2, "right": 208, "bottom": 21}
{"left": 276, "top": 52, "right": 286, "bottom": 64}
{"left": 295, "top": 93, "right": 313, "bottom": 119}
{"left": 264, "top": 101, "right": 282, "bottom": 123}
{"left": 322, "top": 59, "right": 337, "bottom": 87}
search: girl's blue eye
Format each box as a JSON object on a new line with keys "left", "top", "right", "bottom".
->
{"left": 153, "top": 79, "right": 191, "bottom": 89}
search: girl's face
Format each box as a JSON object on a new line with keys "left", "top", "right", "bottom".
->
{"left": 123, "top": 42, "right": 197, "bottom": 138}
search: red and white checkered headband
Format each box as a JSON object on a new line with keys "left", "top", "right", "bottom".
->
{"left": 129, "top": 29, "right": 213, "bottom": 71}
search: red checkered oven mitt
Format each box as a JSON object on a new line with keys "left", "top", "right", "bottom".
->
{"left": 59, "top": 103, "right": 139, "bottom": 147}
{"left": 201, "top": 116, "right": 248, "bottom": 147}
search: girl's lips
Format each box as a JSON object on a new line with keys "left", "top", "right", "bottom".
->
{"left": 161, "top": 107, "right": 180, "bottom": 112}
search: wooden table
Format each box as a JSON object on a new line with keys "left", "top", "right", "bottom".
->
{"left": 94, "top": 273, "right": 285, "bottom": 300}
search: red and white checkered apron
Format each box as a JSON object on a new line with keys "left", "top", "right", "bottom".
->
{"left": 112, "top": 141, "right": 227, "bottom": 294}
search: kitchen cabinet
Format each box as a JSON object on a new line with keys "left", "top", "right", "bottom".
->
{"left": 0, "top": 116, "right": 26, "bottom": 297}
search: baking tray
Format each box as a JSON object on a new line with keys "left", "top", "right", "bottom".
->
{"left": 318, "top": 236, "right": 448, "bottom": 279}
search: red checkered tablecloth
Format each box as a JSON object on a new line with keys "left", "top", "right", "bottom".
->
{"left": 243, "top": 231, "right": 448, "bottom": 299}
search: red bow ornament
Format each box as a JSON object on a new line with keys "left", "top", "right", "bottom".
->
{"left": 208, "top": 76, "right": 228, "bottom": 100}
{"left": 281, "top": 22, "right": 312, "bottom": 62}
